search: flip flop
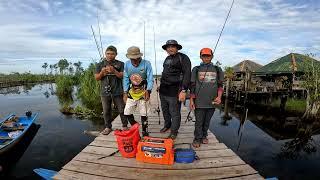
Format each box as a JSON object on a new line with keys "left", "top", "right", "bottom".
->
{"left": 192, "top": 141, "right": 201, "bottom": 148}
{"left": 202, "top": 137, "right": 209, "bottom": 144}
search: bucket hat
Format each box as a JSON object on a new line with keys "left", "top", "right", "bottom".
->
{"left": 162, "top": 40, "right": 182, "bottom": 50}
{"left": 126, "top": 46, "right": 143, "bottom": 59}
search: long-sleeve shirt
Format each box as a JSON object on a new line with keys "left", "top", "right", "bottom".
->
{"left": 159, "top": 52, "right": 191, "bottom": 97}
{"left": 123, "top": 59, "right": 154, "bottom": 93}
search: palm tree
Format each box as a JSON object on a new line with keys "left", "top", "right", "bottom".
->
{"left": 58, "top": 59, "right": 69, "bottom": 74}
{"left": 73, "top": 61, "right": 83, "bottom": 75}
{"left": 68, "top": 66, "right": 74, "bottom": 75}
{"left": 49, "top": 64, "right": 54, "bottom": 75}
{"left": 53, "top": 64, "right": 58, "bottom": 75}
{"left": 42, "top": 62, "right": 48, "bottom": 75}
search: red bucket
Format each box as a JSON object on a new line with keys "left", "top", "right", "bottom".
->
{"left": 114, "top": 123, "right": 141, "bottom": 158}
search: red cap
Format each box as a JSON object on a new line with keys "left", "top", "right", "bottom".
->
{"left": 200, "top": 48, "right": 213, "bottom": 55}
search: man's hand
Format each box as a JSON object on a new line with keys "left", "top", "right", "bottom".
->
{"left": 178, "top": 91, "right": 186, "bottom": 102}
{"left": 100, "top": 67, "right": 108, "bottom": 77}
{"left": 144, "top": 90, "right": 150, "bottom": 101}
{"left": 212, "top": 96, "right": 222, "bottom": 105}
{"left": 189, "top": 99, "right": 195, "bottom": 110}
{"left": 108, "top": 65, "right": 115, "bottom": 73}
{"left": 123, "top": 93, "right": 128, "bottom": 103}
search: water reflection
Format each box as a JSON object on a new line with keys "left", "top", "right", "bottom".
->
{"left": 22, "top": 84, "right": 36, "bottom": 95}
{"left": 0, "top": 86, "right": 21, "bottom": 95}
{"left": 0, "top": 83, "right": 45, "bottom": 95}
{"left": 226, "top": 100, "right": 320, "bottom": 159}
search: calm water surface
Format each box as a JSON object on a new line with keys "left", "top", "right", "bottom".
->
{"left": 1, "top": 84, "right": 320, "bottom": 180}
{"left": 0, "top": 84, "right": 104, "bottom": 179}
{"left": 210, "top": 107, "right": 320, "bottom": 180}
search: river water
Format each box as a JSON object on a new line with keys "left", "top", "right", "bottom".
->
{"left": 0, "top": 83, "right": 104, "bottom": 179}
{"left": 0, "top": 83, "right": 320, "bottom": 179}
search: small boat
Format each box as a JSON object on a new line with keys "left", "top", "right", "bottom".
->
{"left": 0, "top": 112, "right": 38, "bottom": 154}
{"left": 33, "top": 168, "right": 57, "bottom": 180}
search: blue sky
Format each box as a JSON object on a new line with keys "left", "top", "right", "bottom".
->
{"left": 0, "top": 0, "right": 319, "bottom": 74}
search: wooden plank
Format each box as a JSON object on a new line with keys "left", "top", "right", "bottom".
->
{"left": 63, "top": 161, "right": 258, "bottom": 180}
{"left": 85, "top": 142, "right": 227, "bottom": 157}
{"left": 89, "top": 138, "right": 219, "bottom": 149}
{"left": 81, "top": 146, "right": 118, "bottom": 156}
{"left": 95, "top": 133, "right": 216, "bottom": 142}
{"left": 75, "top": 148, "right": 236, "bottom": 162}
{"left": 73, "top": 154, "right": 244, "bottom": 170}
{"left": 111, "top": 122, "right": 195, "bottom": 128}
{"left": 224, "top": 174, "right": 264, "bottom": 180}
{"left": 54, "top": 169, "right": 120, "bottom": 180}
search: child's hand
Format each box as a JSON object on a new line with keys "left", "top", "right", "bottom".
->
{"left": 144, "top": 90, "right": 150, "bottom": 101}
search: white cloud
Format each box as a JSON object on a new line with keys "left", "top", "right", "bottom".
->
{"left": 0, "top": 0, "right": 319, "bottom": 73}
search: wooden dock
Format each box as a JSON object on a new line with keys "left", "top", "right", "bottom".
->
{"left": 54, "top": 89, "right": 263, "bottom": 179}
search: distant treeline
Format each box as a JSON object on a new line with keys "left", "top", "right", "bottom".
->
{"left": 0, "top": 73, "right": 55, "bottom": 84}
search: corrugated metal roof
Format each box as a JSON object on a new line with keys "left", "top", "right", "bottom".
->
{"left": 233, "top": 60, "right": 263, "bottom": 72}
{"left": 256, "top": 53, "right": 320, "bottom": 74}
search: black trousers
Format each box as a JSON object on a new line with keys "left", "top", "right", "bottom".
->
{"left": 160, "top": 94, "right": 181, "bottom": 134}
{"left": 194, "top": 108, "right": 215, "bottom": 141}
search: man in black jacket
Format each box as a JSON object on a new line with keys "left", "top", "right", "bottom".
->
{"left": 159, "top": 40, "right": 191, "bottom": 139}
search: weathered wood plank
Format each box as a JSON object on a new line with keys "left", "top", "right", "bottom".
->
{"left": 83, "top": 142, "right": 228, "bottom": 158}
{"left": 81, "top": 146, "right": 118, "bottom": 156}
{"left": 54, "top": 169, "right": 120, "bottom": 180}
{"left": 89, "top": 138, "right": 219, "bottom": 149}
{"left": 75, "top": 148, "right": 236, "bottom": 163}
{"left": 62, "top": 161, "right": 258, "bottom": 180}
{"left": 224, "top": 174, "right": 264, "bottom": 180}
{"left": 95, "top": 132, "right": 215, "bottom": 141}
{"left": 72, "top": 154, "right": 244, "bottom": 170}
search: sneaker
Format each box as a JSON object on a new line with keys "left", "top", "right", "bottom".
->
{"left": 101, "top": 128, "right": 112, "bottom": 135}
{"left": 167, "top": 133, "right": 177, "bottom": 140}
{"left": 160, "top": 127, "right": 170, "bottom": 133}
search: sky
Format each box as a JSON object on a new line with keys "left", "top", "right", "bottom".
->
{"left": 0, "top": 0, "right": 319, "bottom": 74}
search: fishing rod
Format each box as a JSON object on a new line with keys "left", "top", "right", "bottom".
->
{"left": 185, "top": 0, "right": 235, "bottom": 123}
{"left": 91, "top": 25, "right": 103, "bottom": 59}
{"left": 143, "top": 20, "right": 149, "bottom": 135}
{"left": 97, "top": 10, "right": 104, "bottom": 58}
{"left": 153, "top": 26, "right": 161, "bottom": 125}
